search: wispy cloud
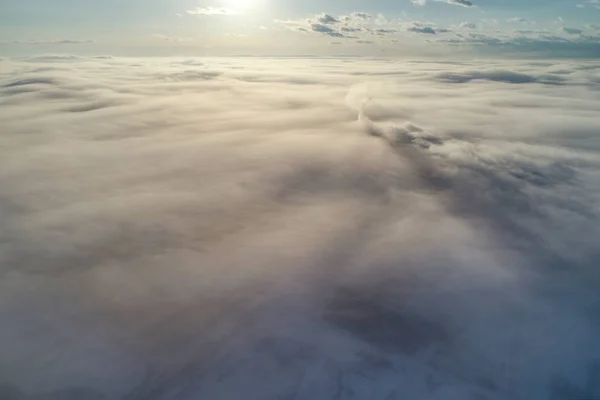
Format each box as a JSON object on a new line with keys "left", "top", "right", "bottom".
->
{"left": 152, "top": 34, "right": 197, "bottom": 42}
{"left": 187, "top": 7, "right": 236, "bottom": 16}
{"left": 1, "top": 39, "right": 95, "bottom": 45}
{"left": 440, "top": 0, "right": 473, "bottom": 7}
{"left": 412, "top": 0, "right": 474, "bottom": 7}
{"left": 506, "top": 17, "right": 536, "bottom": 25}
{"left": 577, "top": 0, "right": 600, "bottom": 9}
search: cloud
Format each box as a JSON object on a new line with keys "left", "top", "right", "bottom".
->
{"left": 407, "top": 23, "right": 438, "bottom": 34}
{"left": 562, "top": 27, "right": 583, "bottom": 35}
{"left": 441, "top": 0, "right": 473, "bottom": 6}
{"left": 1, "top": 56, "right": 600, "bottom": 400}
{"left": 372, "top": 28, "right": 397, "bottom": 35}
{"left": 187, "top": 7, "right": 236, "bottom": 16}
{"left": 578, "top": 0, "right": 600, "bottom": 8}
{"left": 349, "top": 12, "right": 374, "bottom": 20}
{"left": 270, "top": 10, "right": 595, "bottom": 57}
{"left": 481, "top": 18, "right": 499, "bottom": 25}
{"left": 408, "top": 26, "right": 436, "bottom": 34}
{"left": 1, "top": 39, "right": 95, "bottom": 45}
{"left": 339, "top": 12, "right": 376, "bottom": 25}
{"left": 437, "top": 28, "right": 600, "bottom": 57}
{"left": 413, "top": 0, "right": 474, "bottom": 6}
{"left": 152, "top": 34, "right": 196, "bottom": 42}
{"left": 340, "top": 26, "right": 363, "bottom": 33}
{"left": 506, "top": 17, "right": 535, "bottom": 24}
{"left": 315, "top": 13, "right": 340, "bottom": 24}
{"left": 553, "top": 17, "right": 584, "bottom": 36}
{"left": 458, "top": 22, "right": 477, "bottom": 29}
{"left": 435, "top": 70, "right": 566, "bottom": 84}
{"left": 277, "top": 12, "right": 388, "bottom": 40}
{"left": 412, "top": 0, "right": 473, "bottom": 6}
{"left": 310, "top": 23, "right": 345, "bottom": 37}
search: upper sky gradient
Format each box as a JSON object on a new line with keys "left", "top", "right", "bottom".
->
{"left": 1, "top": 0, "right": 599, "bottom": 57}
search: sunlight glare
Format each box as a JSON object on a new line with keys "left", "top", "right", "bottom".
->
{"left": 225, "top": 0, "right": 252, "bottom": 10}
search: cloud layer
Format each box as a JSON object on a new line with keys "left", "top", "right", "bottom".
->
{"left": 267, "top": 10, "right": 600, "bottom": 58}
{"left": 1, "top": 56, "right": 600, "bottom": 400}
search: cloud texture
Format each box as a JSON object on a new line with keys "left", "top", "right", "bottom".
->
{"left": 1, "top": 56, "right": 600, "bottom": 400}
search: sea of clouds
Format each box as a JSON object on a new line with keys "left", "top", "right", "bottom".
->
{"left": 1, "top": 55, "right": 600, "bottom": 400}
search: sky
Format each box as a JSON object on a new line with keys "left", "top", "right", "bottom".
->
{"left": 1, "top": 0, "right": 600, "bottom": 57}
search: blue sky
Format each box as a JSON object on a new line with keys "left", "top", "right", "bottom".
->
{"left": 1, "top": 0, "right": 599, "bottom": 57}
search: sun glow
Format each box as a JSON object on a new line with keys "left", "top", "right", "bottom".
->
{"left": 224, "top": 0, "right": 253, "bottom": 10}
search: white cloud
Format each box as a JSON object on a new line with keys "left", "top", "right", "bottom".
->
{"left": 439, "top": 0, "right": 474, "bottom": 6}
{"left": 349, "top": 12, "right": 375, "bottom": 20}
{"left": 458, "top": 22, "right": 477, "bottom": 29}
{"left": 481, "top": 18, "right": 499, "bottom": 25}
{"left": 187, "top": 7, "right": 236, "bottom": 16}
{"left": 578, "top": 0, "right": 600, "bottom": 9}
{"left": 0, "top": 56, "right": 600, "bottom": 400}
{"left": 506, "top": 17, "right": 536, "bottom": 25}
{"left": 152, "top": 34, "right": 197, "bottom": 42}
{"left": 412, "top": 0, "right": 473, "bottom": 6}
